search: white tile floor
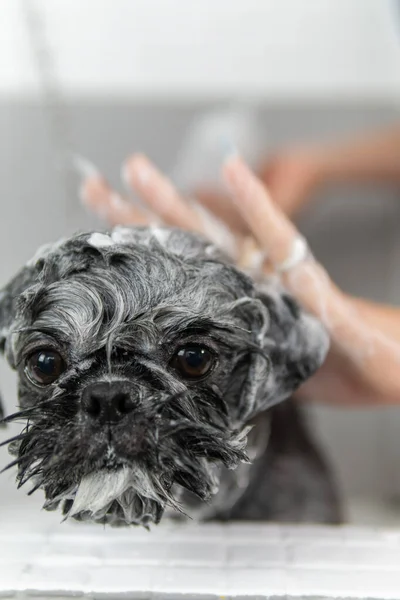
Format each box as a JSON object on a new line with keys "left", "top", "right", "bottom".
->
{"left": 0, "top": 501, "right": 400, "bottom": 599}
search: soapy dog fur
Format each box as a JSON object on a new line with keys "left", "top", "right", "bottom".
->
{"left": 0, "top": 226, "right": 340, "bottom": 525}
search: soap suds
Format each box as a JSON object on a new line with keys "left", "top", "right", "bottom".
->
{"left": 277, "top": 235, "right": 309, "bottom": 272}
{"left": 88, "top": 232, "right": 114, "bottom": 248}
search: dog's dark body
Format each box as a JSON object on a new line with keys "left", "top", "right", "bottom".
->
{"left": 0, "top": 226, "right": 340, "bottom": 525}
{"left": 177, "top": 404, "right": 340, "bottom": 524}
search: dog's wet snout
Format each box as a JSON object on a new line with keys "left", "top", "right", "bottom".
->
{"left": 82, "top": 381, "right": 135, "bottom": 423}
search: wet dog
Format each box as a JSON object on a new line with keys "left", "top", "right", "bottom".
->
{"left": 0, "top": 226, "right": 340, "bottom": 525}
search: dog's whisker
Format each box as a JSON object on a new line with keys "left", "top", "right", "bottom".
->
{"left": 17, "top": 464, "right": 43, "bottom": 488}
{"left": 0, "top": 397, "right": 60, "bottom": 425}
{"left": 0, "top": 450, "right": 39, "bottom": 474}
{"left": 0, "top": 433, "right": 27, "bottom": 448}
{"left": 26, "top": 479, "right": 45, "bottom": 496}
{"left": 0, "top": 411, "right": 32, "bottom": 425}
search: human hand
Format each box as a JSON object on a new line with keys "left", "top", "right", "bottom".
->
{"left": 80, "top": 153, "right": 400, "bottom": 406}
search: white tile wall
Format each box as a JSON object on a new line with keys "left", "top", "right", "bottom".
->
{"left": 2, "top": 0, "right": 400, "bottom": 100}
{"left": 0, "top": 1, "right": 40, "bottom": 96}
{"left": 0, "top": 503, "right": 400, "bottom": 598}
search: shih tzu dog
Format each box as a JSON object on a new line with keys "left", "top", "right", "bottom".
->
{"left": 0, "top": 226, "right": 340, "bottom": 526}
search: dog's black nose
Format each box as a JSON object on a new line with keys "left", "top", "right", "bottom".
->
{"left": 81, "top": 381, "right": 135, "bottom": 423}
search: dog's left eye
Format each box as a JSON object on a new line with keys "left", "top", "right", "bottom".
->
{"left": 170, "top": 345, "right": 215, "bottom": 380}
{"left": 25, "top": 350, "right": 66, "bottom": 386}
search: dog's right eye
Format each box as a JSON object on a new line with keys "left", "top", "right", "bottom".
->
{"left": 25, "top": 350, "right": 66, "bottom": 386}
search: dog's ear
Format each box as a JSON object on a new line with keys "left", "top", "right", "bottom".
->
{"left": 235, "top": 280, "right": 329, "bottom": 420}
{"left": 0, "top": 265, "right": 39, "bottom": 353}
{"left": 0, "top": 267, "right": 33, "bottom": 420}
{"left": 0, "top": 260, "right": 43, "bottom": 408}
{"left": 0, "top": 265, "right": 42, "bottom": 422}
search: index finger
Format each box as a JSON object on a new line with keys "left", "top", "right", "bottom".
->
{"left": 123, "top": 154, "right": 202, "bottom": 232}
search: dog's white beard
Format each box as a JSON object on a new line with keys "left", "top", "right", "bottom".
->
{"left": 66, "top": 465, "right": 172, "bottom": 524}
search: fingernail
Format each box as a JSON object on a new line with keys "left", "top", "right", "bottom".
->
{"left": 122, "top": 158, "right": 151, "bottom": 187}
{"left": 135, "top": 163, "right": 151, "bottom": 185}
{"left": 72, "top": 154, "right": 100, "bottom": 178}
{"left": 220, "top": 138, "right": 239, "bottom": 163}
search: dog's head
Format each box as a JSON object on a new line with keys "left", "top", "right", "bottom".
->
{"left": 0, "top": 226, "right": 328, "bottom": 526}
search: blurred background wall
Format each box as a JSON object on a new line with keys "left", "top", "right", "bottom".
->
{"left": 1, "top": 0, "right": 400, "bottom": 522}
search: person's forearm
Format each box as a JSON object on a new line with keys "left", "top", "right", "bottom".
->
{"left": 349, "top": 296, "right": 400, "bottom": 343}
{"left": 318, "top": 126, "right": 400, "bottom": 186}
